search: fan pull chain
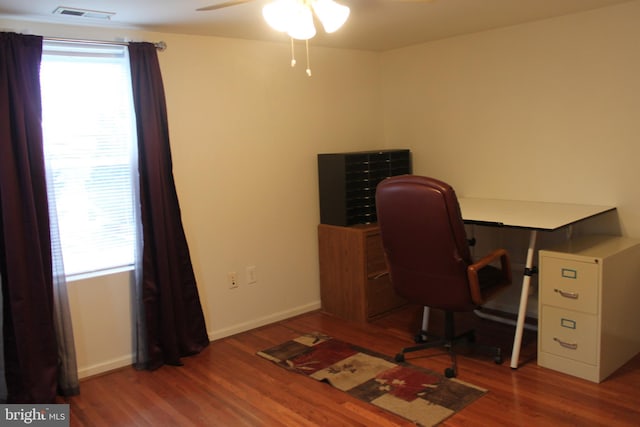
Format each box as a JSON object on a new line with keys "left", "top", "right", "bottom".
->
{"left": 289, "top": 38, "right": 311, "bottom": 77}
{"left": 305, "top": 39, "right": 312, "bottom": 77}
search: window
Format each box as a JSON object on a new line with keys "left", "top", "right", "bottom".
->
{"left": 40, "top": 42, "right": 138, "bottom": 277}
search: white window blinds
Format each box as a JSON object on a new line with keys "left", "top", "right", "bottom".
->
{"left": 40, "top": 42, "right": 138, "bottom": 277}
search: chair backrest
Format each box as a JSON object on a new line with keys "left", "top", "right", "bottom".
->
{"left": 376, "top": 175, "right": 477, "bottom": 311}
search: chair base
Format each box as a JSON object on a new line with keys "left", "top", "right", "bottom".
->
{"left": 394, "top": 311, "right": 503, "bottom": 378}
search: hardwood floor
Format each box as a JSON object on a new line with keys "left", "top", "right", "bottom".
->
{"left": 62, "top": 306, "right": 640, "bottom": 426}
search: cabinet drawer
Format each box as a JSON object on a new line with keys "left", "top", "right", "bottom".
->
{"left": 366, "top": 274, "right": 405, "bottom": 318}
{"left": 365, "top": 232, "right": 387, "bottom": 275}
{"left": 540, "top": 256, "right": 599, "bottom": 314}
{"left": 540, "top": 305, "right": 598, "bottom": 365}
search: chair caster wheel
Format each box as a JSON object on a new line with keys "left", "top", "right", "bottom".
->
{"left": 395, "top": 353, "right": 405, "bottom": 362}
{"left": 494, "top": 349, "right": 503, "bottom": 364}
{"left": 444, "top": 367, "right": 456, "bottom": 378}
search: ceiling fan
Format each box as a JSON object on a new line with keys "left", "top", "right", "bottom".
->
{"left": 197, "top": 0, "right": 255, "bottom": 12}
{"left": 195, "top": 0, "right": 436, "bottom": 76}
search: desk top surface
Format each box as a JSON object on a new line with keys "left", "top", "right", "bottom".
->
{"left": 458, "top": 197, "right": 616, "bottom": 231}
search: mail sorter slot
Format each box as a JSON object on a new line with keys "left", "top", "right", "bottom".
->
{"left": 540, "top": 305, "right": 598, "bottom": 365}
{"left": 539, "top": 256, "right": 599, "bottom": 314}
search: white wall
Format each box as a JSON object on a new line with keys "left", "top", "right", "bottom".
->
{"left": 381, "top": 1, "right": 640, "bottom": 239}
{"left": 159, "top": 32, "right": 383, "bottom": 340}
{"left": 66, "top": 271, "right": 135, "bottom": 377}
{"left": 4, "top": 0, "right": 640, "bottom": 377}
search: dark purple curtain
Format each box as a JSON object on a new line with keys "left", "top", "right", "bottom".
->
{"left": 0, "top": 32, "right": 57, "bottom": 403}
{"left": 128, "top": 42, "right": 209, "bottom": 370}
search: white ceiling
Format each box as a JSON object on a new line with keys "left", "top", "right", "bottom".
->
{"left": 0, "top": 0, "right": 633, "bottom": 51}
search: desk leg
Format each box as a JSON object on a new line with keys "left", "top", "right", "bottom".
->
{"left": 510, "top": 230, "right": 537, "bottom": 369}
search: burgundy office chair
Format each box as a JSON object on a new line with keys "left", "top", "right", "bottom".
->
{"left": 376, "top": 175, "right": 512, "bottom": 377}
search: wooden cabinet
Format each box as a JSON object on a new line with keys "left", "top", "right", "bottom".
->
{"left": 538, "top": 235, "right": 640, "bottom": 382}
{"left": 318, "top": 223, "right": 406, "bottom": 322}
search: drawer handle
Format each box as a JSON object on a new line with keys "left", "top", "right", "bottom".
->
{"left": 554, "top": 288, "right": 579, "bottom": 299}
{"left": 553, "top": 337, "right": 578, "bottom": 350}
{"left": 372, "top": 271, "right": 389, "bottom": 280}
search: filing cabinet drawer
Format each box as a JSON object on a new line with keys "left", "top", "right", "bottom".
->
{"left": 367, "top": 274, "right": 405, "bottom": 319}
{"left": 539, "top": 256, "right": 599, "bottom": 314}
{"left": 540, "top": 305, "right": 598, "bottom": 365}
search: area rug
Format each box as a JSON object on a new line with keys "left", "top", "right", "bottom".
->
{"left": 257, "top": 333, "right": 486, "bottom": 427}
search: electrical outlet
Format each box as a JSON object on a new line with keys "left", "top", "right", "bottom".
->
{"left": 228, "top": 272, "right": 238, "bottom": 289}
{"left": 246, "top": 265, "right": 257, "bottom": 284}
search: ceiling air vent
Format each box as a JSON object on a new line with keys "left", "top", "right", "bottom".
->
{"left": 53, "top": 7, "right": 115, "bottom": 20}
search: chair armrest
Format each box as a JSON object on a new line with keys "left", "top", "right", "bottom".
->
{"left": 467, "top": 249, "right": 512, "bottom": 306}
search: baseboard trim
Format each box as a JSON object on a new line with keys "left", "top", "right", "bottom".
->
{"left": 78, "top": 355, "right": 133, "bottom": 379}
{"left": 207, "top": 301, "right": 321, "bottom": 341}
{"left": 76, "top": 301, "right": 322, "bottom": 378}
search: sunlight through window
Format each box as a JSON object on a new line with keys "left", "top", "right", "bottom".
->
{"left": 40, "top": 42, "right": 137, "bottom": 277}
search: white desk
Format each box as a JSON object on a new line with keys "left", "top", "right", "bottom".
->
{"left": 457, "top": 198, "right": 616, "bottom": 369}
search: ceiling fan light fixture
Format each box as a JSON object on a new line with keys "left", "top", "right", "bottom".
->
{"left": 262, "top": 0, "right": 349, "bottom": 39}
{"left": 287, "top": 3, "right": 316, "bottom": 40}
{"left": 312, "top": 0, "right": 350, "bottom": 33}
{"left": 262, "top": 0, "right": 296, "bottom": 33}
{"left": 261, "top": 0, "right": 350, "bottom": 76}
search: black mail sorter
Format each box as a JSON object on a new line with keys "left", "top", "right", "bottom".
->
{"left": 317, "top": 149, "right": 412, "bottom": 226}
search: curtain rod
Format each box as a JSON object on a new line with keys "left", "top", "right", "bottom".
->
{"left": 44, "top": 37, "right": 167, "bottom": 51}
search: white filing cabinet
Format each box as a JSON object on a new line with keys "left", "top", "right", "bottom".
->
{"left": 538, "top": 235, "right": 640, "bottom": 382}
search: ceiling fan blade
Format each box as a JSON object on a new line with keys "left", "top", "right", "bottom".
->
{"left": 196, "top": 0, "right": 255, "bottom": 12}
{"left": 196, "top": 0, "right": 435, "bottom": 13}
